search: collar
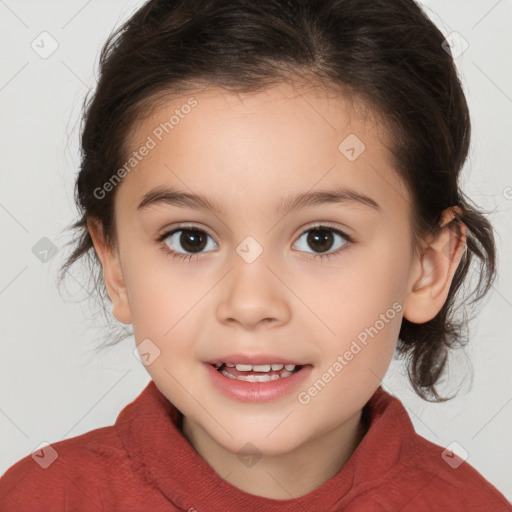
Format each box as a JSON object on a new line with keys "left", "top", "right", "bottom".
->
{"left": 116, "top": 379, "right": 415, "bottom": 511}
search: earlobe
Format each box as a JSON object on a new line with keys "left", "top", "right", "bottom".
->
{"left": 403, "top": 206, "right": 467, "bottom": 324}
{"left": 87, "top": 217, "right": 132, "bottom": 325}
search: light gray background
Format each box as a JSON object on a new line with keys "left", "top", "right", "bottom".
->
{"left": 1, "top": 0, "right": 511, "bottom": 502}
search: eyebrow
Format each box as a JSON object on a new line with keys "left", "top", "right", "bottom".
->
{"left": 137, "top": 185, "right": 381, "bottom": 216}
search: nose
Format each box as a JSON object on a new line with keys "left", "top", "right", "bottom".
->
{"left": 215, "top": 255, "right": 291, "bottom": 331}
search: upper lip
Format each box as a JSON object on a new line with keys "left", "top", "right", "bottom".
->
{"left": 205, "top": 353, "right": 307, "bottom": 366}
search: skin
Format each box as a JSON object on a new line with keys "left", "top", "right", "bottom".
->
{"left": 88, "top": 81, "right": 467, "bottom": 499}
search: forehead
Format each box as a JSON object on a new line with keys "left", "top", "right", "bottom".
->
{"left": 117, "top": 82, "right": 407, "bottom": 217}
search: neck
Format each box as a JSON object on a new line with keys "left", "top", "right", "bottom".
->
{"left": 180, "top": 406, "right": 369, "bottom": 500}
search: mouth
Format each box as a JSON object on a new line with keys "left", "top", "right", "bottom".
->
{"left": 211, "top": 362, "right": 304, "bottom": 382}
{"left": 205, "top": 359, "right": 313, "bottom": 402}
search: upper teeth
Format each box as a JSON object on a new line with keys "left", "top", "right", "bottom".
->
{"left": 214, "top": 363, "right": 297, "bottom": 372}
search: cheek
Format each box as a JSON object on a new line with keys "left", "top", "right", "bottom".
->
{"left": 121, "top": 247, "right": 200, "bottom": 340}
{"left": 299, "top": 240, "right": 407, "bottom": 363}
{"left": 298, "top": 246, "right": 406, "bottom": 325}
{"left": 337, "top": 243, "right": 408, "bottom": 365}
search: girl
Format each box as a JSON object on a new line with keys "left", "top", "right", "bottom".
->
{"left": 1, "top": 0, "right": 510, "bottom": 510}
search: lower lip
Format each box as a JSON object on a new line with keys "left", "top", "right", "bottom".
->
{"left": 204, "top": 363, "right": 313, "bottom": 403}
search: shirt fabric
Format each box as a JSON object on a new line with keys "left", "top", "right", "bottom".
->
{"left": 0, "top": 380, "right": 510, "bottom": 511}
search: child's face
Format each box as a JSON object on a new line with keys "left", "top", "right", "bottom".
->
{"left": 101, "top": 82, "right": 419, "bottom": 455}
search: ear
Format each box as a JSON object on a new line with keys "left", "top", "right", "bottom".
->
{"left": 403, "top": 206, "right": 467, "bottom": 324}
{"left": 87, "top": 217, "right": 132, "bottom": 325}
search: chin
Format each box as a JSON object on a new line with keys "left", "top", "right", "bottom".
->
{"left": 211, "top": 425, "right": 305, "bottom": 458}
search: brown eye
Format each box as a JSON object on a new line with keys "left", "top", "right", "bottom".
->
{"left": 162, "top": 228, "right": 217, "bottom": 254}
{"left": 179, "top": 229, "right": 207, "bottom": 252}
{"left": 293, "top": 226, "right": 349, "bottom": 255}
{"left": 306, "top": 228, "right": 335, "bottom": 253}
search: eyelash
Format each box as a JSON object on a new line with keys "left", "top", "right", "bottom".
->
{"left": 155, "top": 224, "right": 353, "bottom": 262}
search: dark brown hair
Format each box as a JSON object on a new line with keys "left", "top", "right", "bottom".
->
{"left": 58, "top": 0, "right": 497, "bottom": 402}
